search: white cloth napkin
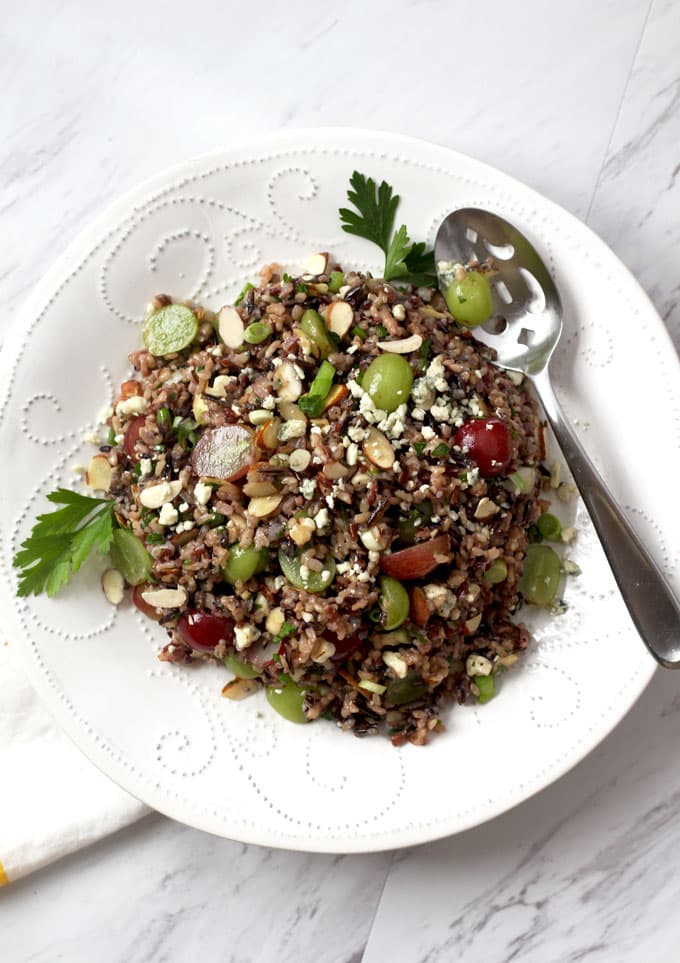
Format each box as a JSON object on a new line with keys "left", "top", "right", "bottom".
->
{"left": 0, "top": 642, "right": 148, "bottom": 885}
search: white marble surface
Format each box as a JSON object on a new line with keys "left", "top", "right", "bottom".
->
{"left": 2, "top": 0, "right": 679, "bottom": 959}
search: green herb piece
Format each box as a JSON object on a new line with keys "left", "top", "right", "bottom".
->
{"left": 13, "top": 489, "right": 115, "bottom": 597}
{"left": 413, "top": 441, "right": 426, "bottom": 456}
{"left": 273, "top": 621, "right": 296, "bottom": 644}
{"left": 475, "top": 674, "right": 495, "bottom": 704}
{"left": 418, "top": 337, "right": 432, "bottom": 371}
{"left": 244, "top": 321, "right": 272, "bottom": 345}
{"left": 339, "top": 172, "right": 436, "bottom": 284}
{"left": 157, "top": 407, "right": 172, "bottom": 430}
{"left": 234, "top": 282, "right": 254, "bottom": 306}
{"left": 296, "top": 283, "right": 309, "bottom": 296}
{"left": 374, "top": 324, "right": 388, "bottom": 338}
{"left": 282, "top": 273, "right": 294, "bottom": 284}
{"left": 107, "top": 427, "right": 116, "bottom": 446}
{"left": 145, "top": 532, "right": 165, "bottom": 545}
{"left": 431, "top": 443, "right": 449, "bottom": 458}
{"left": 328, "top": 271, "right": 345, "bottom": 293}
{"left": 298, "top": 361, "right": 336, "bottom": 417}
{"left": 350, "top": 325, "right": 367, "bottom": 341}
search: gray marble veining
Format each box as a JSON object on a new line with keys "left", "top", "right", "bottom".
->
{"left": 0, "top": 816, "right": 392, "bottom": 963}
{"left": 2, "top": 0, "right": 680, "bottom": 960}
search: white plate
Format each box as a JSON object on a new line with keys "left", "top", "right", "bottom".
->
{"left": 1, "top": 129, "right": 676, "bottom": 853}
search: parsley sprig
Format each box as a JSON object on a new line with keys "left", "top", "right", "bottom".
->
{"left": 339, "top": 172, "right": 436, "bottom": 286}
{"left": 14, "top": 489, "right": 115, "bottom": 598}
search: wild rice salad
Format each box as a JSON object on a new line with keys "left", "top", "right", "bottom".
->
{"left": 86, "top": 255, "right": 553, "bottom": 745}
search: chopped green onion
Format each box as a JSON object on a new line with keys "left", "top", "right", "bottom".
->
{"left": 145, "top": 532, "right": 165, "bottom": 545}
{"left": 350, "top": 325, "right": 367, "bottom": 341}
{"left": 244, "top": 321, "right": 272, "bottom": 345}
{"left": 156, "top": 407, "right": 172, "bottom": 429}
{"left": 536, "top": 512, "right": 562, "bottom": 541}
{"left": 375, "top": 324, "right": 388, "bottom": 338}
{"left": 176, "top": 418, "right": 198, "bottom": 448}
{"left": 475, "top": 674, "right": 495, "bottom": 704}
{"left": 358, "top": 679, "right": 387, "bottom": 695}
{"left": 328, "top": 271, "right": 345, "bottom": 293}
{"left": 107, "top": 427, "right": 116, "bottom": 445}
{"left": 507, "top": 466, "right": 537, "bottom": 493}
{"left": 431, "top": 443, "right": 449, "bottom": 458}
{"left": 234, "top": 282, "right": 254, "bottom": 306}
{"left": 298, "top": 361, "right": 336, "bottom": 417}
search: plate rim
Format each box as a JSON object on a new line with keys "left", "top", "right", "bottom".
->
{"left": 0, "top": 127, "right": 669, "bottom": 852}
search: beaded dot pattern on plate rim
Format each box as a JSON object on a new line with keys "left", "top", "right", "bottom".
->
{"left": 0, "top": 131, "right": 675, "bottom": 852}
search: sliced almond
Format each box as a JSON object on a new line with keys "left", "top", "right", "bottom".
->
{"left": 321, "top": 383, "right": 349, "bottom": 412}
{"left": 139, "top": 479, "right": 183, "bottom": 509}
{"left": 303, "top": 252, "right": 329, "bottom": 276}
{"left": 141, "top": 586, "right": 187, "bottom": 608}
{"left": 192, "top": 394, "right": 210, "bottom": 425}
{"left": 362, "top": 428, "right": 395, "bottom": 470}
{"left": 86, "top": 454, "right": 112, "bottom": 492}
{"left": 311, "top": 638, "right": 336, "bottom": 664}
{"left": 464, "top": 614, "right": 483, "bottom": 636}
{"left": 474, "top": 497, "right": 499, "bottom": 520}
{"left": 278, "top": 400, "right": 304, "bottom": 421}
{"left": 101, "top": 569, "right": 125, "bottom": 605}
{"left": 288, "top": 516, "right": 315, "bottom": 546}
{"left": 222, "top": 678, "right": 260, "bottom": 700}
{"left": 273, "top": 361, "right": 303, "bottom": 402}
{"left": 323, "top": 461, "right": 350, "bottom": 480}
{"left": 243, "top": 480, "right": 278, "bottom": 498}
{"left": 326, "top": 301, "right": 354, "bottom": 338}
{"left": 376, "top": 334, "right": 423, "bottom": 354}
{"left": 218, "top": 306, "right": 245, "bottom": 348}
{"left": 288, "top": 449, "right": 311, "bottom": 472}
{"left": 248, "top": 494, "right": 283, "bottom": 518}
{"left": 254, "top": 417, "right": 280, "bottom": 450}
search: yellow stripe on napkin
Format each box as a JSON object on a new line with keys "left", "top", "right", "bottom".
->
{"left": 0, "top": 860, "right": 8, "bottom": 886}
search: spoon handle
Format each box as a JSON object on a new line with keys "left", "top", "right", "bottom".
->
{"left": 531, "top": 367, "right": 680, "bottom": 669}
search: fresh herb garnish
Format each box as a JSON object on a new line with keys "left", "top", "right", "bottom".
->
{"left": 106, "top": 427, "right": 116, "bottom": 446}
{"left": 413, "top": 441, "right": 427, "bottom": 456}
{"left": 282, "top": 273, "right": 294, "bottom": 284}
{"left": 374, "top": 324, "right": 388, "bottom": 339}
{"left": 273, "top": 621, "right": 296, "bottom": 643}
{"left": 350, "top": 325, "right": 367, "bottom": 341}
{"left": 339, "top": 172, "right": 436, "bottom": 285}
{"left": 145, "top": 532, "right": 165, "bottom": 545}
{"left": 431, "top": 443, "right": 449, "bottom": 458}
{"left": 13, "top": 490, "right": 115, "bottom": 598}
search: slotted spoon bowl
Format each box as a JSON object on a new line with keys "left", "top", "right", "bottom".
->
{"left": 435, "top": 208, "right": 680, "bottom": 669}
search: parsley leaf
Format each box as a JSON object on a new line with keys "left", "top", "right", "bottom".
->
{"left": 273, "top": 621, "right": 296, "bottom": 643}
{"left": 14, "top": 489, "right": 115, "bottom": 597}
{"left": 339, "top": 171, "right": 436, "bottom": 285}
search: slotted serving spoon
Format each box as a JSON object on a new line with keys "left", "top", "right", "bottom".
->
{"left": 435, "top": 208, "right": 680, "bottom": 669}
